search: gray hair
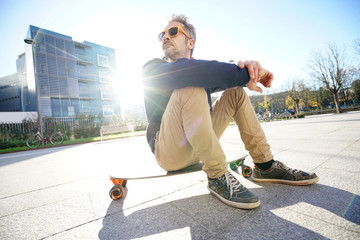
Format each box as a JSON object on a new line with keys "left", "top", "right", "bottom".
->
{"left": 169, "top": 14, "right": 196, "bottom": 57}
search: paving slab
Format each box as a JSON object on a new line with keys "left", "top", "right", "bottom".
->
{"left": 0, "top": 111, "right": 359, "bottom": 239}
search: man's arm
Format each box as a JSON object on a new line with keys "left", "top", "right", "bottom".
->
{"left": 142, "top": 58, "right": 251, "bottom": 90}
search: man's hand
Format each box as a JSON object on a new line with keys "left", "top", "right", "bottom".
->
{"left": 246, "top": 69, "right": 273, "bottom": 93}
{"left": 238, "top": 60, "right": 273, "bottom": 93}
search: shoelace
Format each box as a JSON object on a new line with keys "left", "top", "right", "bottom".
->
{"left": 225, "top": 172, "right": 244, "bottom": 197}
{"left": 277, "top": 162, "right": 305, "bottom": 176}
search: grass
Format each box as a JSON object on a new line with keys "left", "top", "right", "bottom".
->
{"left": 0, "top": 131, "right": 146, "bottom": 154}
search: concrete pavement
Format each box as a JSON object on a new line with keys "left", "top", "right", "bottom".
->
{"left": 0, "top": 111, "right": 359, "bottom": 239}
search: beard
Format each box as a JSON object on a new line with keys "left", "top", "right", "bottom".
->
{"left": 164, "top": 47, "right": 179, "bottom": 61}
{"left": 163, "top": 39, "right": 188, "bottom": 61}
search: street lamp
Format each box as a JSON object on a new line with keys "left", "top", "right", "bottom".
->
{"left": 24, "top": 38, "right": 44, "bottom": 145}
{"left": 24, "top": 38, "right": 34, "bottom": 45}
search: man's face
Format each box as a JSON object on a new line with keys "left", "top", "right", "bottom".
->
{"left": 162, "top": 21, "right": 189, "bottom": 61}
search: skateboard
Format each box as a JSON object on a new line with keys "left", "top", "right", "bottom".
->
{"left": 109, "top": 154, "right": 252, "bottom": 200}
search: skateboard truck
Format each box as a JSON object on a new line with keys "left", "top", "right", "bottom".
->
{"left": 229, "top": 158, "right": 252, "bottom": 178}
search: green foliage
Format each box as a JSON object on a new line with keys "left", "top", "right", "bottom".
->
{"left": 285, "top": 95, "right": 296, "bottom": 110}
{"left": 134, "top": 120, "right": 147, "bottom": 131}
{"left": 71, "top": 114, "right": 101, "bottom": 139}
{"left": 297, "top": 113, "right": 305, "bottom": 118}
{"left": 351, "top": 80, "right": 360, "bottom": 103}
{"left": 0, "top": 139, "right": 26, "bottom": 150}
{"left": 258, "top": 95, "right": 271, "bottom": 111}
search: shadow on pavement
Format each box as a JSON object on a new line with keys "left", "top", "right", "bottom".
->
{"left": 98, "top": 183, "right": 359, "bottom": 239}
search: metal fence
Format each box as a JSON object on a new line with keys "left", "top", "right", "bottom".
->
{"left": 43, "top": 117, "right": 95, "bottom": 131}
{"left": 0, "top": 117, "right": 95, "bottom": 136}
{"left": 0, "top": 122, "right": 35, "bottom": 135}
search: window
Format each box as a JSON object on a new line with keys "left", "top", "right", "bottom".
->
{"left": 78, "top": 65, "right": 88, "bottom": 79}
{"left": 80, "top": 100, "right": 90, "bottom": 114}
{"left": 61, "top": 99, "right": 70, "bottom": 116}
{"left": 101, "top": 87, "right": 112, "bottom": 100}
{"left": 59, "top": 77, "right": 69, "bottom": 97}
{"left": 97, "top": 55, "right": 109, "bottom": 67}
{"left": 38, "top": 63, "right": 47, "bottom": 74}
{"left": 45, "top": 35, "right": 55, "bottom": 55}
{"left": 102, "top": 105, "right": 114, "bottom": 117}
{"left": 66, "top": 59, "right": 76, "bottom": 78}
{"left": 55, "top": 38, "right": 65, "bottom": 57}
{"left": 79, "top": 82, "right": 90, "bottom": 98}
{"left": 51, "top": 98, "right": 61, "bottom": 117}
{"left": 99, "top": 71, "right": 111, "bottom": 83}
{"left": 68, "top": 106, "right": 75, "bottom": 116}
{"left": 70, "top": 99, "right": 80, "bottom": 116}
{"left": 57, "top": 58, "right": 66, "bottom": 76}
{"left": 47, "top": 55, "right": 57, "bottom": 75}
{"left": 38, "top": 43, "right": 46, "bottom": 53}
{"left": 65, "top": 41, "right": 75, "bottom": 57}
{"left": 39, "top": 83, "right": 49, "bottom": 96}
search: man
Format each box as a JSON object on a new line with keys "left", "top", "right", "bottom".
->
{"left": 142, "top": 14, "right": 318, "bottom": 209}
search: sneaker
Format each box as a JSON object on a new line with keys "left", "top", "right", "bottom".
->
{"left": 253, "top": 160, "right": 319, "bottom": 185}
{"left": 207, "top": 171, "right": 260, "bottom": 209}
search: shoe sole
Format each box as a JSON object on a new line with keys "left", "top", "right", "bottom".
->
{"left": 252, "top": 176, "right": 319, "bottom": 185}
{"left": 207, "top": 186, "right": 261, "bottom": 209}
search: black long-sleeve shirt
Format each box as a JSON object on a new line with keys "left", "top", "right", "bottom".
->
{"left": 142, "top": 58, "right": 251, "bottom": 153}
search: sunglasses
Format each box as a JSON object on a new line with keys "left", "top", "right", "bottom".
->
{"left": 158, "top": 26, "right": 191, "bottom": 42}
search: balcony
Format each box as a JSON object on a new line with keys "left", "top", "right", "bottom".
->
{"left": 75, "top": 41, "right": 92, "bottom": 48}
{"left": 79, "top": 91, "right": 97, "bottom": 100}
{"left": 76, "top": 54, "right": 93, "bottom": 65}
{"left": 78, "top": 73, "right": 95, "bottom": 82}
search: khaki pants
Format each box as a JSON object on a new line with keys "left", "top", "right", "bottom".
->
{"left": 154, "top": 87, "right": 273, "bottom": 179}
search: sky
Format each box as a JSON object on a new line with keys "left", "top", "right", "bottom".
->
{"left": 0, "top": 0, "right": 359, "bottom": 105}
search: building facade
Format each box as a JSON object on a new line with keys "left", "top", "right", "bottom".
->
{"left": 0, "top": 73, "right": 22, "bottom": 112}
{"left": 18, "top": 25, "right": 121, "bottom": 119}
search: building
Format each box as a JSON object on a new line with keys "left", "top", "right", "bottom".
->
{"left": 17, "top": 25, "right": 121, "bottom": 119}
{"left": 0, "top": 73, "right": 22, "bottom": 112}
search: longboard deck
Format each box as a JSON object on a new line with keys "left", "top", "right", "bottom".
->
{"left": 110, "top": 162, "right": 203, "bottom": 180}
{"left": 109, "top": 154, "right": 248, "bottom": 180}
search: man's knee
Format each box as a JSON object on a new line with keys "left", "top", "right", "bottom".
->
{"left": 172, "top": 87, "right": 208, "bottom": 104}
{"left": 216, "top": 87, "right": 249, "bottom": 107}
{"left": 224, "top": 86, "right": 246, "bottom": 98}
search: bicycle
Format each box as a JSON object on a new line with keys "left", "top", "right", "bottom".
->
{"left": 26, "top": 128, "right": 64, "bottom": 148}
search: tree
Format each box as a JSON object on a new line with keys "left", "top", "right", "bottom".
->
{"left": 347, "top": 67, "right": 360, "bottom": 104}
{"left": 258, "top": 95, "right": 271, "bottom": 112}
{"left": 308, "top": 44, "right": 348, "bottom": 113}
{"left": 285, "top": 78, "right": 306, "bottom": 114}
{"left": 285, "top": 95, "right": 295, "bottom": 110}
{"left": 354, "top": 38, "right": 360, "bottom": 56}
{"left": 351, "top": 80, "right": 360, "bottom": 104}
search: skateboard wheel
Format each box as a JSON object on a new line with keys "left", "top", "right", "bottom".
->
{"left": 242, "top": 166, "right": 252, "bottom": 178}
{"left": 109, "top": 184, "right": 124, "bottom": 200}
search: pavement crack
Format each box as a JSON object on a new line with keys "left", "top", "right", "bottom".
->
{"left": 312, "top": 138, "right": 360, "bottom": 172}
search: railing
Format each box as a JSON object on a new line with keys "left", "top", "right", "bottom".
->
{"left": 0, "top": 122, "right": 36, "bottom": 135}
{"left": 76, "top": 55, "right": 93, "bottom": 65}
{"left": 0, "top": 117, "right": 94, "bottom": 136}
